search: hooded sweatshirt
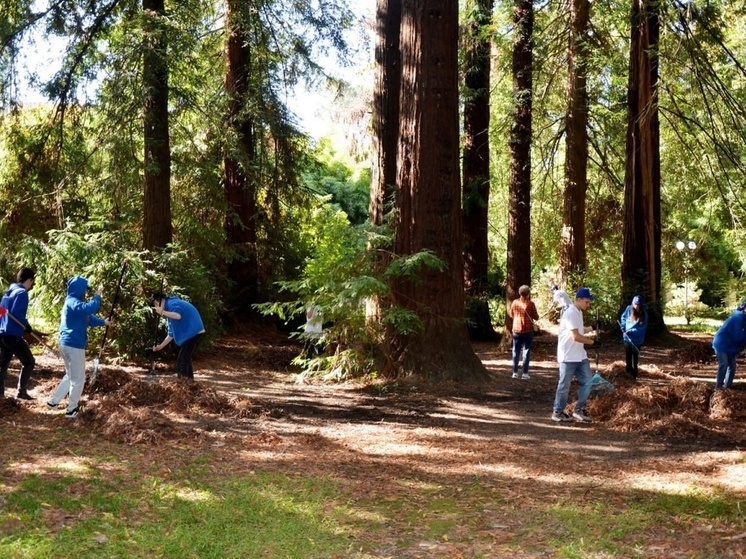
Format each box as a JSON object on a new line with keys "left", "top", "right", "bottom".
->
{"left": 712, "top": 310, "right": 746, "bottom": 357}
{"left": 0, "top": 283, "right": 30, "bottom": 337}
{"left": 59, "top": 276, "right": 106, "bottom": 349}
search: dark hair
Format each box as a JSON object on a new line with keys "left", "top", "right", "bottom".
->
{"left": 150, "top": 291, "right": 166, "bottom": 304}
{"left": 17, "top": 267, "right": 35, "bottom": 283}
{"left": 631, "top": 304, "right": 646, "bottom": 323}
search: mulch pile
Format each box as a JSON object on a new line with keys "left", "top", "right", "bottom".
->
{"left": 669, "top": 340, "right": 716, "bottom": 364}
{"left": 588, "top": 361, "right": 746, "bottom": 444}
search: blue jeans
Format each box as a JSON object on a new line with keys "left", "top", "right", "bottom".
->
{"left": 715, "top": 350, "right": 736, "bottom": 388}
{"left": 553, "top": 359, "right": 592, "bottom": 413}
{"left": 512, "top": 332, "right": 534, "bottom": 375}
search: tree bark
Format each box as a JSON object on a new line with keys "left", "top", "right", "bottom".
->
{"left": 622, "top": 0, "right": 662, "bottom": 328}
{"left": 142, "top": 0, "right": 172, "bottom": 252}
{"left": 223, "top": 0, "right": 259, "bottom": 310}
{"left": 506, "top": 0, "right": 533, "bottom": 329}
{"left": 462, "top": 0, "right": 494, "bottom": 296}
{"left": 386, "top": 0, "right": 487, "bottom": 380}
{"left": 560, "top": 0, "right": 590, "bottom": 284}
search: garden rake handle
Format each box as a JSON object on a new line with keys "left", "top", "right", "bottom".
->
{"left": 150, "top": 275, "right": 165, "bottom": 374}
{"left": 0, "top": 306, "right": 60, "bottom": 358}
{"left": 98, "top": 260, "right": 128, "bottom": 358}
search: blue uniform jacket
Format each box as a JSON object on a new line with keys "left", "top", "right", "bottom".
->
{"left": 713, "top": 310, "right": 746, "bottom": 357}
{"left": 59, "top": 276, "right": 106, "bottom": 350}
{"left": 620, "top": 305, "right": 648, "bottom": 346}
{"left": 164, "top": 297, "right": 204, "bottom": 346}
{"left": 0, "top": 283, "right": 30, "bottom": 337}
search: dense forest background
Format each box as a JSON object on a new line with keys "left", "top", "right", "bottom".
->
{"left": 2, "top": 0, "right": 746, "bottom": 379}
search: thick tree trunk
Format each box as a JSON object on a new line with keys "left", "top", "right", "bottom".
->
{"left": 506, "top": 0, "right": 533, "bottom": 332}
{"left": 462, "top": 0, "right": 493, "bottom": 297}
{"left": 142, "top": 0, "right": 172, "bottom": 252}
{"left": 223, "top": 0, "right": 259, "bottom": 310}
{"left": 622, "top": 0, "right": 662, "bottom": 330}
{"left": 367, "top": 0, "right": 402, "bottom": 321}
{"left": 370, "top": 0, "right": 401, "bottom": 227}
{"left": 386, "top": 0, "right": 487, "bottom": 381}
{"left": 560, "top": 0, "right": 590, "bottom": 284}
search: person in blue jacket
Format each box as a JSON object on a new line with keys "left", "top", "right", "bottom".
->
{"left": 712, "top": 303, "right": 746, "bottom": 389}
{"left": 0, "top": 267, "right": 38, "bottom": 400}
{"left": 150, "top": 291, "right": 205, "bottom": 380}
{"left": 47, "top": 276, "right": 111, "bottom": 418}
{"left": 620, "top": 295, "right": 648, "bottom": 380}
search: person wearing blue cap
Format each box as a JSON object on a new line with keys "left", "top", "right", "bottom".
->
{"left": 151, "top": 291, "right": 205, "bottom": 380}
{"left": 552, "top": 287, "right": 598, "bottom": 423}
{"left": 712, "top": 303, "right": 746, "bottom": 389}
{"left": 620, "top": 295, "right": 647, "bottom": 380}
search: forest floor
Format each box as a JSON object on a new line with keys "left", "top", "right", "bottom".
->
{"left": 1, "top": 323, "right": 746, "bottom": 558}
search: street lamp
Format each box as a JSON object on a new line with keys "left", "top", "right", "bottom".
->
{"left": 676, "top": 240, "right": 697, "bottom": 324}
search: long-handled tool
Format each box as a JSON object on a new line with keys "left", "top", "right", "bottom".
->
{"left": 149, "top": 275, "right": 165, "bottom": 376}
{"left": 0, "top": 306, "right": 60, "bottom": 358}
{"left": 618, "top": 319, "right": 641, "bottom": 355}
{"left": 90, "top": 260, "right": 128, "bottom": 386}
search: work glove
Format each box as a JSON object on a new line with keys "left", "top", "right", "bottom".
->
{"left": 24, "top": 325, "right": 33, "bottom": 335}
{"left": 591, "top": 339, "right": 602, "bottom": 347}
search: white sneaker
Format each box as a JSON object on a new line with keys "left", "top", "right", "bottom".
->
{"left": 522, "top": 373, "right": 530, "bottom": 380}
{"left": 511, "top": 372, "right": 519, "bottom": 379}
{"left": 551, "top": 411, "right": 573, "bottom": 423}
{"left": 572, "top": 409, "right": 592, "bottom": 422}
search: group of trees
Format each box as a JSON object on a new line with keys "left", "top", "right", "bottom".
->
{"left": 2, "top": 1, "right": 746, "bottom": 379}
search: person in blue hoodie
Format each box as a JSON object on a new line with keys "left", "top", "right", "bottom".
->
{"left": 0, "top": 267, "right": 37, "bottom": 400}
{"left": 712, "top": 303, "right": 746, "bottom": 390}
{"left": 150, "top": 291, "right": 205, "bottom": 380}
{"left": 620, "top": 295, "right": 648, "bottom": 380}
{"left": 47, "top": 276, "right": 110, "bottom": 418}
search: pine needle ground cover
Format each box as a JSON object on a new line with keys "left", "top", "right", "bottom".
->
{"left": 1, "top": 326, "right": 744, "bottom": 558}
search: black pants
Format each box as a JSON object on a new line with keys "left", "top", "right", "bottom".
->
{"left": 0, "top": 334, "right": 35, "bottom": 394}
{"left": 624, "top": 341, "right": 641, "bottom": 378}
{"left": 176, "top": 333, "right": 203, "bottom": 380}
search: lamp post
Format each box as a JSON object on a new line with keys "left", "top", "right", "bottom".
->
{"left": 676, "top": 240, "right": 697, "bottom": 324}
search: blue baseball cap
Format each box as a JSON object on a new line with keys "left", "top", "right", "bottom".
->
{"left": 575, "top": 287, "right": 594, "bottom": 300}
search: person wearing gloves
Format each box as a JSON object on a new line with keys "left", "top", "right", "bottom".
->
{"left": 0, "top": 267, "right": 38, "bottom": 400}
{"left": 47, "top": 276, "right": 110, "bottom": 418}
{"left": 620, "top": 295, "right": 648, "bottom": 380}
{"left": 150, "top": 291, "right": 205, "bottom": 380}
{"left": 712, "top": 303, "right": 746, "bottom": 390}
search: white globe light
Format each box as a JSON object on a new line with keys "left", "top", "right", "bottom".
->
{"left": 688, "top": 241, "right": 696, "bottom": 250}
{"left": 676, "top": 241, "right": 685, "bottom": 250}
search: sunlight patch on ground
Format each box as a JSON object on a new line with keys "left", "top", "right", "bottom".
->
{"left": 8, "top": 455, "right": 93, "bottom": 476}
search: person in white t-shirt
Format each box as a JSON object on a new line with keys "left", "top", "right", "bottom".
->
{"left": 304, "top": 306, "right": 323, "bottom": 358}
{"left": 551, "top": 287, "right": 598, "bottom": 423}
{"left": 551, "top": 285, "right": 572, "bottom": 314}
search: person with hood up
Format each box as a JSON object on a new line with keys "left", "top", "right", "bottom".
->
{"left": 47, "top": 276, "right": 110, "bottom": 418}
{"left": 712, "top": 302, "right": 746, "bottom": 390}
{"left": 0, "top": 267, "right": 38, "bottom": 400}
{"left": 620, "top": 295, "right": 648, "bottom": 380}
{"left": 150, "top": 291, "right": 205, "bottom": 380}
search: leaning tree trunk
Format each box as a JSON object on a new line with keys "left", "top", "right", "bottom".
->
{"left": 223, "top": 0, "right": 259, "bottom": 312}
{"left": 505, "top": 0, "right": 534, "bottom": 337}
{"left": 560, "top": 0, "right": 590, "bottom": 285}
{"left": 142, "top": 0, "right": 172, "bottom": 252}
{"left": 385, "top": 0, "right": 487, "bottom": 381}
{"left": 622, "top": 0, "right": 663, "bottom": 331}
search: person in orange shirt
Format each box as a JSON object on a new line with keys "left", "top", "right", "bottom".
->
{"left": 508, "top": 285, "right": 540, "bottom": 379}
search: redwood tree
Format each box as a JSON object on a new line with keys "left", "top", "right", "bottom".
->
{"left": 560, "top": 0, "right": 591, "bottom": 283}
{"left": 462, "top": 0, "right": 494, "bottom": 296}
{"left": 505, "top": 0, "right": 533, "bottom": 323}
{"left": 385, "top": 0, "right": 487, "bottom": 380}
{"left": 142, "top": 0, "right": 172, "bottom": 252}
{"left": 223, "top": 0, "right": 259, "bottom": 309}
{"left": 622, "top": 0, "right": 662, "bottom": 326}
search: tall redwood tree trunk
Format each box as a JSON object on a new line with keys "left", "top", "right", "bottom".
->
{"left": 505, "top": 0, "right": 533, "bottom": 332}
{"left": 622, "top": 0, "right": 662, "bottom": 329}
{"left": 386, "top": 0, "right": 487, "bottom": 380}
{"left": 142, "top": 0, "right": 172, "bottom": 252}
{"left": 560, "top": 0, "right": 590, "bottom": 284}
{"left": 223, "top": 0, "right": 259, "bottom": 310}
{"left": 462, "top": 0, "right": 494, "bottom": 296}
